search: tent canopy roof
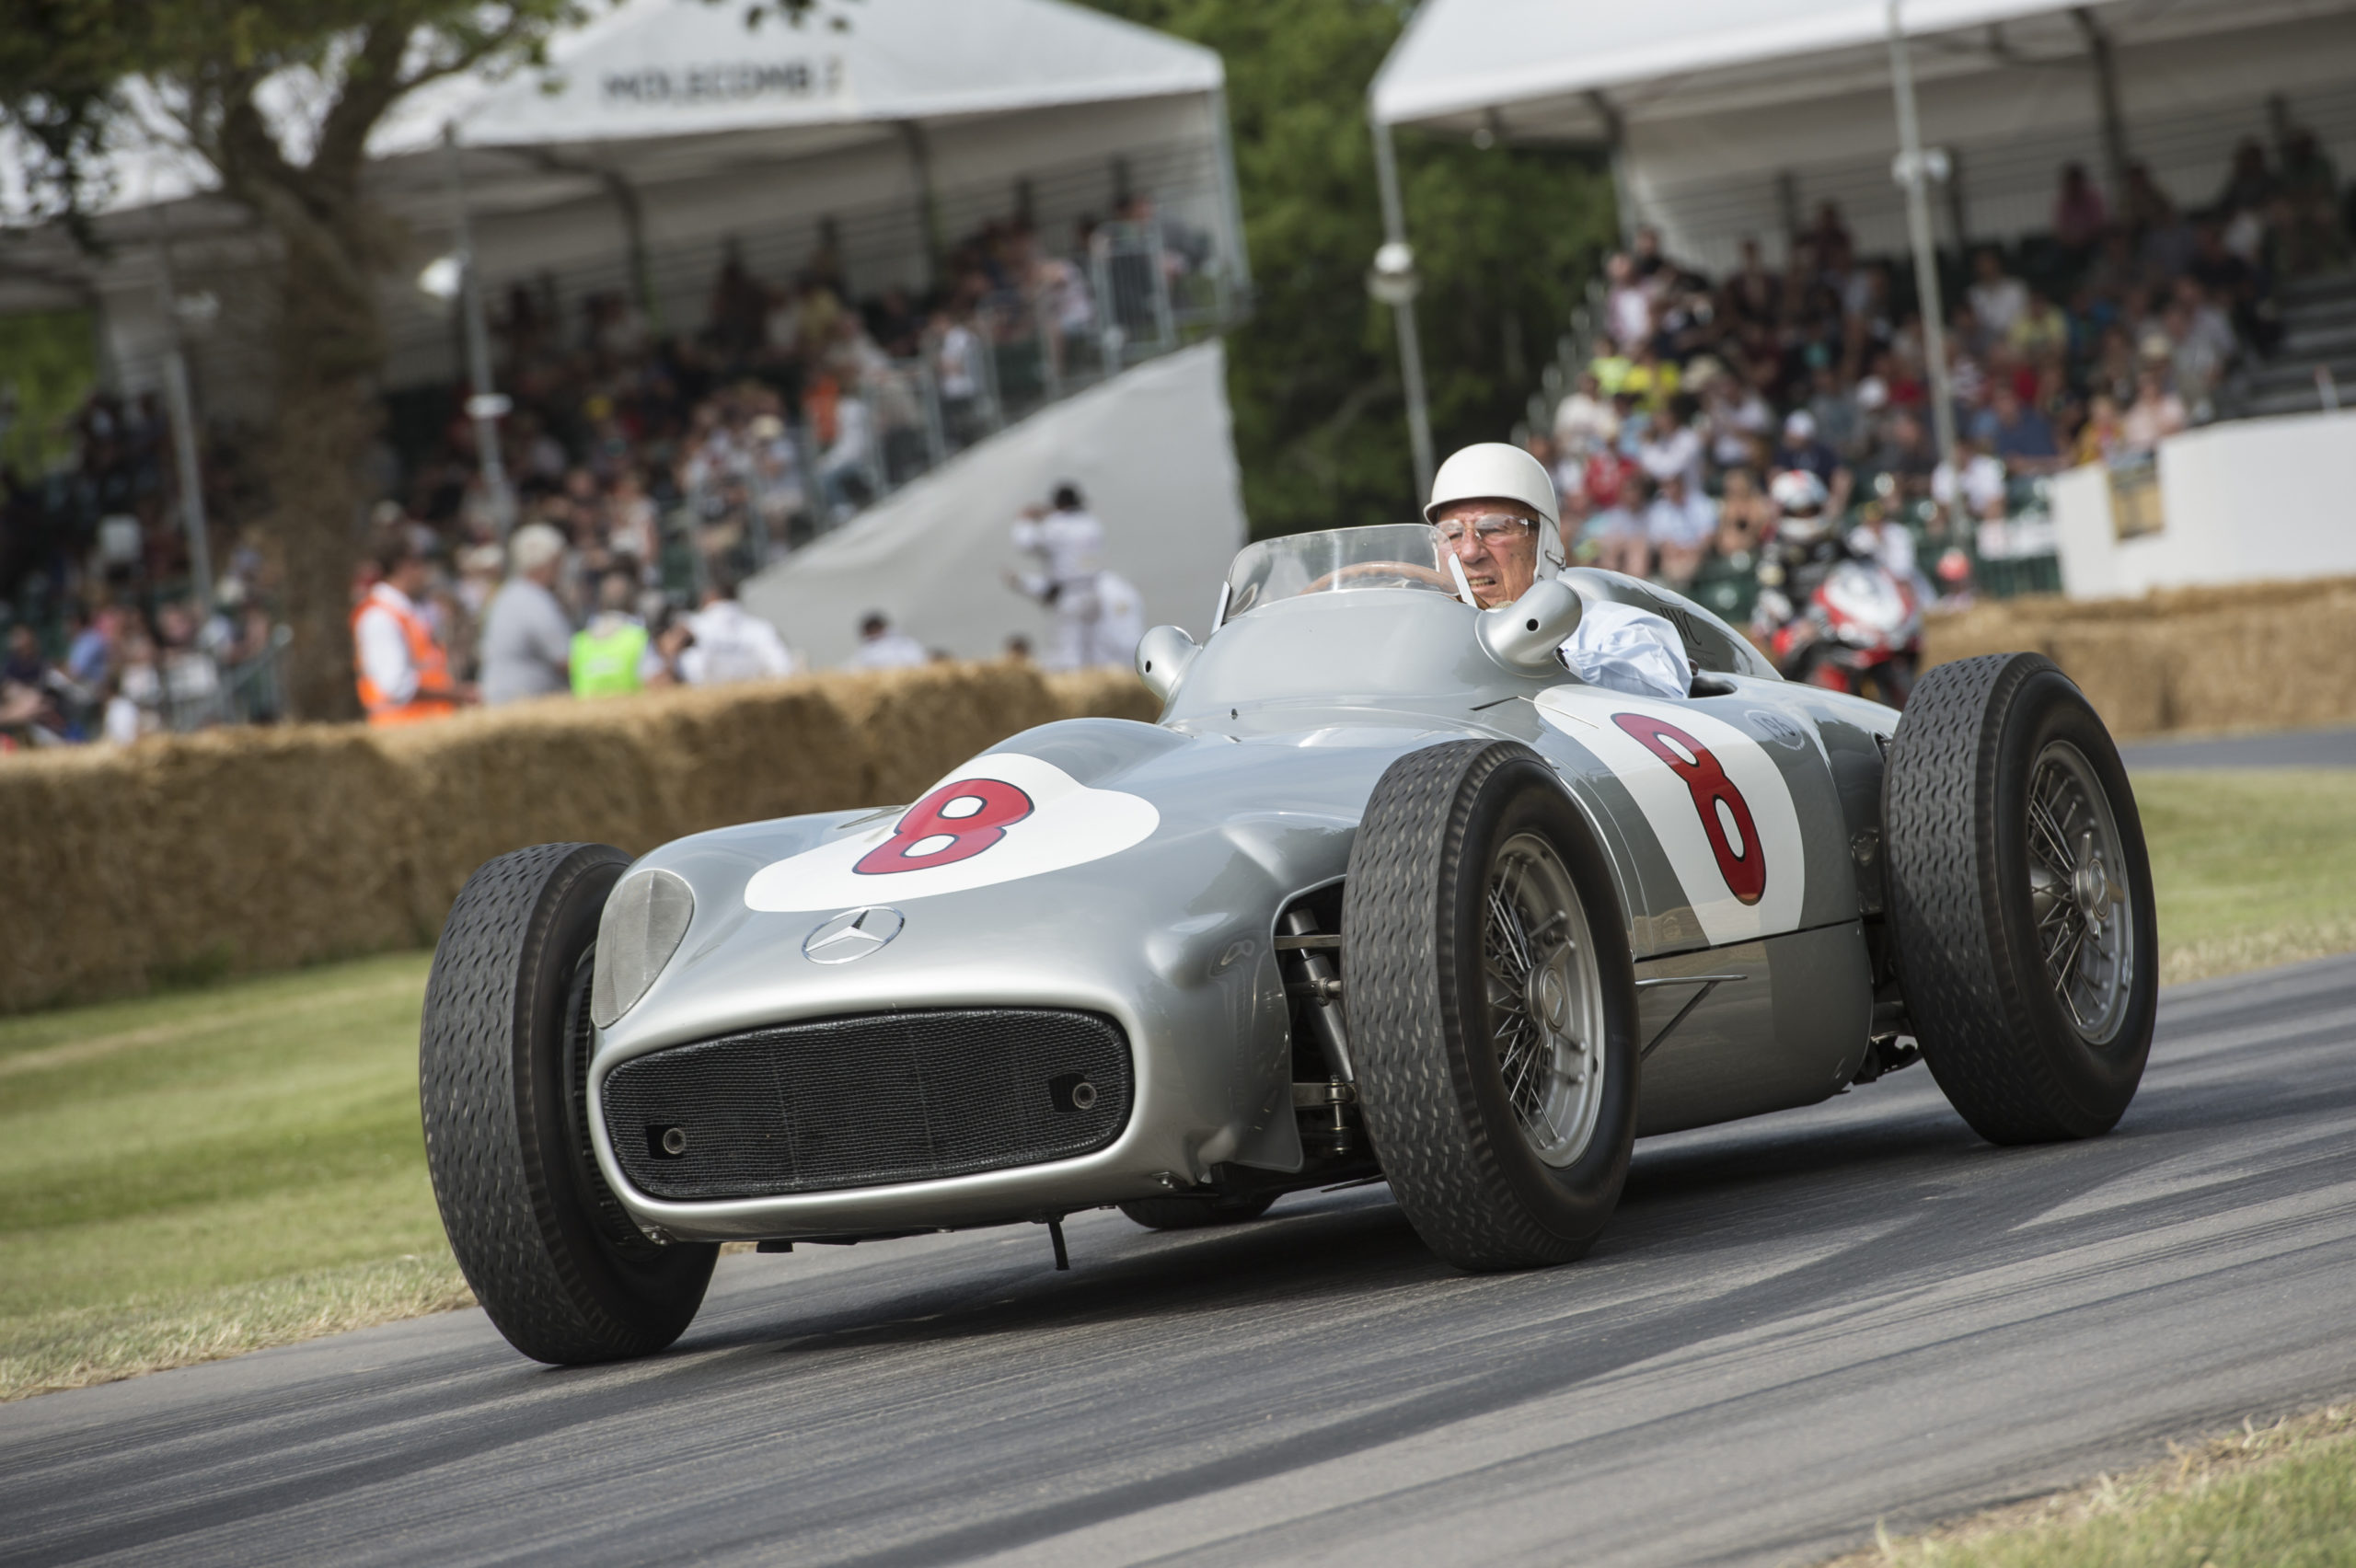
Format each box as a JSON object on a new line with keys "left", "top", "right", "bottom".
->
{"left": 1369, "top": 0, "right": 2350, "bottom": 139}
{"left": 60, "top": 0, "right": 1220, "bottom": 221}
{"left": 380, "top": 0, "right": 1220, "bottom": 163}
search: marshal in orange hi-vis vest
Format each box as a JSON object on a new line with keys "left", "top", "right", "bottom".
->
{"left": 351, "top": 587, "right": 458, "bottom": 725}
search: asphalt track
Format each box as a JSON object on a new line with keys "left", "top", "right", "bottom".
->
{"left": 6, "top": 955, "right": 2353, "bottom": 1568}
{"left": 2118, "top": 724, "right": 2356, "bottom": 771}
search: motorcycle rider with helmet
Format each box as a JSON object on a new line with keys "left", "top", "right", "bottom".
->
{"left": 1749, "top": 469, "right": 1841, "bottom": 647}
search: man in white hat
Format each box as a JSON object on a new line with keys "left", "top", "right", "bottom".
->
{"left": 478, "top": 522, "right": 574, "bottom": 707}
{"left": 1425, "top": 442, "right": 1692, "bottom": 700}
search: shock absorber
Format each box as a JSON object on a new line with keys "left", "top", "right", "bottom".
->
{"left": 1278, "top": 906, "right": 1357, "bottom": 1156}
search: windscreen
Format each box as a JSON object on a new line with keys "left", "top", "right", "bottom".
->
{"left": 1219, "top": 525, "right": 1471, "bottom": 623}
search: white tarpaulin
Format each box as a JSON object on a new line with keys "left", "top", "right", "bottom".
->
{"left": 743, "top": 340, "right": 1244, "bottom": 666}
{"left": 1371, "top": 0, "right": 2356, "bottom": 269}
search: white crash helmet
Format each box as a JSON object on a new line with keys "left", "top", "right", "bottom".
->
{"left": 1770, "top": 467, "right": 1831, "bottom": 544}
{"left": 1425, "top": 443, "right": 1565, "bottom": 578}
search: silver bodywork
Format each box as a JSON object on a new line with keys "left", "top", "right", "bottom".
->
{"left": 589, "top": 564, "right": 1901, "bottom": 1243}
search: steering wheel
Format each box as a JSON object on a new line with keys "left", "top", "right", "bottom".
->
{"left": 1301, "top": 560, "right": 1456, "bottom": 595}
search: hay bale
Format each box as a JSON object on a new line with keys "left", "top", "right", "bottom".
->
{"left": 2041, "top": 624, "right": 2174, "bottom": 736}
{"left": 1, "top": 661, "right": 1167, "bottom": 1014}
{"left": 0, "top": 726, "right": 416, "bottom": 1010}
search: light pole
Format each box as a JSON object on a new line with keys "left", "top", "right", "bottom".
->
{"left": 149, "top": 217, "right": 216, "bottom": 625}
{"left": 1368, "top": 116, "right": 1436, "bottom": 503}
{"left": 439, "top": 124, "right": 514, "bottom": 540}
{"left": 1888, "top": 0, "right": 1959, "bottom": 481}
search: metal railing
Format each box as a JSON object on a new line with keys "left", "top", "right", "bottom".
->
{"left": 662, "top": 222, "right": 1242, "bottom": 595}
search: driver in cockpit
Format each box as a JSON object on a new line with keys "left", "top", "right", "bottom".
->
{"left": 1426, "top": 443, "right": 1692, "bottom": 700}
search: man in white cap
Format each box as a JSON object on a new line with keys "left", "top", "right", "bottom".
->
{"left": 1426, "top": 442, "right": 1692, "bottom": 700}
{"left": 478, "top": 522, "right": 574, "bottom": 706}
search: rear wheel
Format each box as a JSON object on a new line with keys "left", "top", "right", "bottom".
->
{"left": 421, "top": 843, "right": 716, "bottom": 1365}
{"left": 1884, "top": 653, "right": 2157, "bottom": 1142}
{"left": 1343, "top": 741, "right": 1640, "bottom": 1271}
{"left": 1118, "top": 1194, "right": 1277, "bottom": 1230}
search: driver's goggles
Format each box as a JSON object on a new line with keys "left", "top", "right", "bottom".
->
{"left": 1435, "top": 514, "right": 1537, "bottom": 545}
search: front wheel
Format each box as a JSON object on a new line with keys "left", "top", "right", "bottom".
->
{"left": 1344, "top": 741, "right": 1640, "bottom": 1271}
{"left": 1884, "top": 653, "right": 2157, "bottom": 1143}
{"left": 421, "top": 843, "right": 717, "bottom": 1365}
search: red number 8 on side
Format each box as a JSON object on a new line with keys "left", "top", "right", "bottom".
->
{"left": 854, "top": 778, "right": 1035, "bottom": 875}
{"left": 1611, "top": 714, "right": 1767, "bottom": 906}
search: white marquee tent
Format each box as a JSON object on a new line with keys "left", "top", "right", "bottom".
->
{"left": 18, "top": 0, "right": 1246, "bottom": 402}
{"left": 1371, "top": 0, "right": 2356, "bottom": 271}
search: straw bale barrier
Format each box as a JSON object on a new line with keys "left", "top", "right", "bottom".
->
{"left": 1923, "top": 576, "right": 2356, "bottom": 739}
{"left": 0, "top": 663, "right": 1155, "bottom": 1014}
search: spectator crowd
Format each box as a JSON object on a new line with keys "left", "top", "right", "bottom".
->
{"left": 1527, "top": 132, "right": 2348, "bottom": 605}
{"left": 3, "top": 196, "right": 1199, "bottom": 746}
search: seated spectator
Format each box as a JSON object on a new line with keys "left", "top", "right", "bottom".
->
{"left": 2006, "top": 288, "right": 2070, "bottom": 364}
{"left": 2052, "top": 162, "right": 2108, "bottom": 256}
{"left": 1773, "top": 409, "right": 1841, "bottom": 487}
{"left": 1967, "top": 248, "right": 2028, "bottom": 347}
{"left": 1978, "top": 386, "right": 2064, "bottom": 475}
{"left": 1603, "top": 251, "right": 1654, "bottom": 352}
{"left": 2216, "top": 138, "right": 2277, "bottom": 217}
{"left": 1932, "top": 434, "right": 2010, "bottom": 524}
{"left": 1552, "top": 371, "right": 1618, "bottom": 454}
{"left": 1713, "top": 467, "right": 1776, "bottom": 560}
{"left": 1644, "top": 472, "right": 1716, "bottom": 588}
{"left": 1636, "top": 394, "right": 1703, "bottom": 492}
{"left": 2074, "top": 393, "right": 2129, "bottom": 467}
{"left": 2278, "top": 127, "right": 2346, "bottom": 275}
{"left": 846, "top": 611, "right": 929, "bottom": 670}
{"left": 2120, "top": 364, "right": 2189, "bottom": 450}
{"left": 1587, "top": 473, "right": 1651, "bottom": 578}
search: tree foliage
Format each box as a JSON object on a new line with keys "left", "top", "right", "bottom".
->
{"left": 1080, "top": 0, "right": 1617, "bottom": 536}
{"left": 0, "top": 1, "right": 602, "bottom": 716}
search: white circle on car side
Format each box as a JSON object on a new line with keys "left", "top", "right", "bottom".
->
{"left": 1534, "top": 687, "right": 1807, "bottom": 947}
{"left": 744, "top": 752, "right": 1159, "bottom": 913}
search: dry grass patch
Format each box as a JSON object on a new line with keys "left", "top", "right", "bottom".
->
{"left": 2, "top": 1254, "right": 472, "bottom": 1401}
{"left": 1825, "top": 1403, "right": 2356, "bottom": 1567}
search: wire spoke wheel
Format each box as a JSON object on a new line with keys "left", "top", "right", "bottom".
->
{"left": 1482, "top": 833, "right": 1607, "bottom": 1168}
{"left": 1884, "top": 652, "right": 2156, "bottom": 1145}
{"left": 2025, "top": 741, "right": 2134, "bottom": 1044}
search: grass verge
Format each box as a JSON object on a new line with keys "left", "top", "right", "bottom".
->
{"left": 2, "top": 768, "right": 2351, "bottom": 1401}
{"left": 0, "top": 952, "right": 462, "bottom": 1401}
{"left": 2136, "top": 769, "right": 2356, "bottom": 984}
{"left": 1827, "top": 1403, "right": 2356, "bottom": 1567}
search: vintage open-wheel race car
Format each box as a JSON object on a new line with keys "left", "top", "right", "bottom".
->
{"left": 419, "top": 524, "right": 2156, "bottom": 1365}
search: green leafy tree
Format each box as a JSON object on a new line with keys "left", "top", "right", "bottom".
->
{"left": 0, "top": 1, "right": 612, "bottom": 717}
{"left": 1083, "top": 0, "right": 1616, "bottom": 536}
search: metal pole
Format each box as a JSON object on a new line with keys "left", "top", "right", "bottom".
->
{"left": 1888, "top": 1, "right": 1958, "bottom": 482}
{"left": 443, "top": 124, "right": 514, "bottom": 540}
{"left": 1207, "top": 86, "right": 1254, "bottom": 305}
{"left": 1369, "top": 116, "right": 1436, "bottom": 502}
{"left": 2070, "top": 8, "right": 2131, "bottom": 207}
{"left": 148, "top": 234, "right": 214, "bottom": 625}
{"left": 1588, "top": 91, "right": 1637, "bottom": 248}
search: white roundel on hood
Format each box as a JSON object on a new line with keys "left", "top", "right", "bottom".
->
{"left": 744, "top": 753, "right": 1159, "bottom": 913}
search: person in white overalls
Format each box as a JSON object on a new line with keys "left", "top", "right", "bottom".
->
{"left": 1007, "top": 483, "right": 1144, "bottom": 670}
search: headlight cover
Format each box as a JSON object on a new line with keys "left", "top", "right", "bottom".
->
{"left": 592, "top": 869, "right": 695, "bottom": 1028}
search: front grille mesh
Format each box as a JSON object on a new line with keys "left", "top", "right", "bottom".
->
{"left": 601, "top": 1009, "right": 1132, "bottom": 1201}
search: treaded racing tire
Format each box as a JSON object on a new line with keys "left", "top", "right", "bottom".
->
{"left": 1343, "top": 741, "right": 1640, "bottom": 1271}
{"left": 1117, "top": 1195, "right": 1278, "bottom": 1230}
{"left": 1884, "top": 653, "right": 2157, "bottom": 1144}
{"left": 421, "top": 843, "right": 716, "bottom": 1365}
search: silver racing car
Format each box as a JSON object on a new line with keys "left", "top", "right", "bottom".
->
{"left": 421, "top": 524, "right": 2157, "bottom": 1365}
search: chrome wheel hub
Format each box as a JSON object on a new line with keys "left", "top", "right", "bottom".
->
{"left": 1484, "top": 833, "right": 1607, "bottom": 1168}
{"left": 2026, "top": 742, "right": 2135, "bottom": 1043}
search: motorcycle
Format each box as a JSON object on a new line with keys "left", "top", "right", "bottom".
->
{"left": 1764, "top": 551, "right": 1923, "bottom": 708}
